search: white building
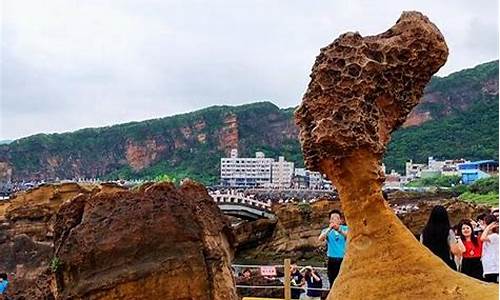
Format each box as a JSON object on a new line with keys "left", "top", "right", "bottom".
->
{"left": 405, "top": 160, "right": 426, "bottom": 179}
{"left": 220, "top": 149, "right": 274, "bottom": 187}
{"left": 428, "top": 156, "right": 468, "bottom": 176}
{"left": 293, "top": 168, "right": 332, "bottom": 190}
{"left": 271, "top": 156, "right": 294, "bottom": 188}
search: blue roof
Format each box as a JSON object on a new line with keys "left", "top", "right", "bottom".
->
{"left": 460, "top": 169, "right": 481, "bottom": 174}
{"left": 459, "top": 160, "right": 498, "bottom": 166}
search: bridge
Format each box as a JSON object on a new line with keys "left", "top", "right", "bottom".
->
{"left": 209, "top": 190, "right": 275, "bottom": 220}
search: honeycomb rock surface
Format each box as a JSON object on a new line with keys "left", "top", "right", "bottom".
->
{"left": 295, "top": 11, "right": 448, "bottom": 171}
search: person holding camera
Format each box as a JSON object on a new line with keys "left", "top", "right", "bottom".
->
{"left": 300, "top": 266, "right": 322, "bottom": 300}
{"left": 290, "top": 262, "right": 305, "bottom": 299}
{"left": 458, "top": 219, "right": 483, "bottom": 280}
{"left": 480, "top": 214, "right": 499, "bottom": 283}
{"left": 318, "top": 209, "right": 348, "bottom": 287}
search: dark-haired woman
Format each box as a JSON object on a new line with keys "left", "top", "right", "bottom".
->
{"left": 480, "top": 215, "right": 498, "bottom": 283}
{"left": 420, "top": 205, "right": 463, "bottom": 270}
{"left": 459, "top": 219, "right": 483, "bottom": 280}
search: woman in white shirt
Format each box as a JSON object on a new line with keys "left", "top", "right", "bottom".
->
{"left": 480, "top": 214, "right": 499, "bottom": 283}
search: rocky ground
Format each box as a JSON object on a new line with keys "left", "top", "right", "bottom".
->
{"left": 0, "top": 182, "right": 493, "bottom": 299}
{"left": 234, "top": 191, "right": 492, "bottom": 264}
{"left": 0, "top": 181, "right": 236, "bottom": 300}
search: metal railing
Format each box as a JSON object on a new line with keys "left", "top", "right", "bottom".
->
{"left": 233, "top": 259, "right": 331, "bottom": 300}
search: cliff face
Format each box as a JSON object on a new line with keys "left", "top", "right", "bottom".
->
{"left": 0, "top": 62, "right": 497, "bottom": 183}
{"left": 0, "top": 102, "right": 298, "bottom": 184}
{"left": 1, "top": 181, "right": 237, "bottom": 300}
{"left": 403, "top": 61, "right": 499, "bottom": 127}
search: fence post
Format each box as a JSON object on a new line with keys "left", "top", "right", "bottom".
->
{"left": 284, "top": 258, "right": 291, "bottom": 300}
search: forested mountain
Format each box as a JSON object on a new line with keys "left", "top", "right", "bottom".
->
{"left": 0, "top": 61, "right": 497, "bottom": 184}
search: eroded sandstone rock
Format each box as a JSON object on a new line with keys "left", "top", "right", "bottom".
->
{"left": 245, "top": 199, "right": 341, "bottom": 261}
{"left": 0, "top": 181, "right": 236, "bottom": 300}
{"left": 296, "top": 11, "right": 448, "bottom": 170}
{"left": 295, "top": 11, "right": 498, "bottom": 300}
{"left": 0, "top": 183, "right": 99, "bottom": 299}
{"left": 52, "top": 180, "right": 237, "bottom": 300}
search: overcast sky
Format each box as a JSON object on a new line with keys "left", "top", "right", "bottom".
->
{"left": 1, "top": 0, "right": 498, "bottom": 140}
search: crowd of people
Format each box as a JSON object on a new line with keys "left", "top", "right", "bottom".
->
{"left": 234, "top": 201, "right": 498, "bottom": 300}
{"left": 236, "top": 263, "right": 326, "bottom": 300}
{"left": 421, "top": 205, "right": 499, "bottom": 282}
{"left": 319, "top": 202, "right": 499, "bottom": 288}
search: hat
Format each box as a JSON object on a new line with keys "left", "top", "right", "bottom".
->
{"left": 300, "top": 266, "right": 313, "bottom": 273}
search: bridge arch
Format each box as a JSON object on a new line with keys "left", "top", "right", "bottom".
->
{"left": 209, "top": 190, "right": 275, "bottom": 220}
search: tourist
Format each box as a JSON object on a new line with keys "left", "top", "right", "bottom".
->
{"left": 451, "top": 224, "right": 465, "bottom": 271}
{"left": 0, "top": 273, "right": 8, "bottom": 295}
{"left": 474, "top": 213, "right": 487, "bottom": 234}
{"left": 290, "top": 262, "right": 304, "bottom": 299}
{"left": 318, "top": 209, "right": 348, "bottom": 287}
{"left": 458, "top": 219, "right": 483, "bottom": 280}
{"left": 420, "top": 205, "right": 464, "bottom": 270}
{"left": 480, "top": 215, "right": 499, "bottom": 283}
{"left": 492, "top": 208, "right": 499, "bottom": 220}
{"left": 300, "top": 266, "right": 322, "bottom": 300}
{"left": 241, "top": 268, "right": 252, "bottom": 279}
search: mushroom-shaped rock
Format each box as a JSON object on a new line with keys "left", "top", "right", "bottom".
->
{"left": 295, "top": 11, "right": 498, "bottom": 300}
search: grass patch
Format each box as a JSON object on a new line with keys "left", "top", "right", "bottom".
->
{"left": 459, "top": 191, "right": 499, "bottom": 205}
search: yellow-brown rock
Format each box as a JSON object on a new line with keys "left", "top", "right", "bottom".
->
{"left": 52, "top": 180, "right": 237, "bottom": 300}
{"left": 296, "top": 11, "right": 448, "bottom": 171}
{"left": 295, "top": 11, "right": 498, "bottom": 300}
{"left": 0, "top": 183, "right": 101, "bottom": 299}
{"left": 235, "top": 199, "right": 340, "bottom": 261}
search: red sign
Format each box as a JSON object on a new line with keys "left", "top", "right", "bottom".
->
{"left": 260, "top": 266, "right": 277, "bottom": 276}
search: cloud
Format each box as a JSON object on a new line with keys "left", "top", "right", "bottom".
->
{"left": 1, "top": 0, "right": 498, "bottom": 140}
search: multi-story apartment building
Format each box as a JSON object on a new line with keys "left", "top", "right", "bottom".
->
{"left": 271, "top": 156, "right": 294, "bottom": 188}
{"left": 293, "top": 168, "right": 332, "bottom": 190}
{"left": 220, "top": 149, "right": 274, "bottom": 188}
{"left": 221, "top": 149, "right": 337, "bottom": 189}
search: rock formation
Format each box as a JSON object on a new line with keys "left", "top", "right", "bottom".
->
{"left": 236, "top": 199, "right": 340, "bottom": 261}
{"left": 52, "top": 180, "right": 237, "bottom": 300}
{"left": 0, "top": 181, "right": 237, "bottom": 300}
{"left": 295, "top": 11, "right": 498, "bottom": 300}
{"left": 0, "top": 183, "right": 102, "bottom": 299}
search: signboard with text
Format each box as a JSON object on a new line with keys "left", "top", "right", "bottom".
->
{"left": 260, "top": 266, "right": 277, "bottom": 276}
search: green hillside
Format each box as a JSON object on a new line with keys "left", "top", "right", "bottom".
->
{"left": 0, "top": 61, "right": 498, "bottom": 184}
